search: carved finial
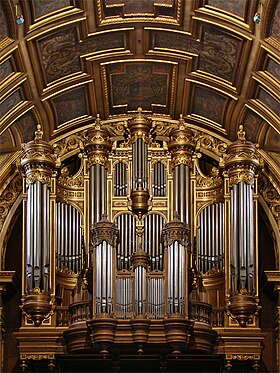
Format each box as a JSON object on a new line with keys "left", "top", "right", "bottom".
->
{"left": 179, "top": 114, "right": 185, "bottom": 129}
{"left": 95, "top": 114, "right": 101, "bottom": 129}
{"left": 173, "top": 211, "right": 180, "bottom": 221}
{"left": 34, "top": 124, "right": 43, "bottom": 140}
{"left": 237, "top": 124, "right": 246, "bottom": 141}
{"left": 137, "top": 107, "right": 143, "bottom": 115}
{"left": 100, "top": 213, "right": 108, "bottom": 221}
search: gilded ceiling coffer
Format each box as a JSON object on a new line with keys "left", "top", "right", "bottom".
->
{"left": 87, "top": 215, "right": 119, "bottom": 357}
{"left": 224, "top": 125, "right": 260, "bottom": 327}
{"left": 162, "top": 215, "right": 193, "bottom": 355}
{"left": 20, "top": 125, "right": 56, "bottom": 326}
{"left": 128, "top": 108, "right": 152, "bottom": 217}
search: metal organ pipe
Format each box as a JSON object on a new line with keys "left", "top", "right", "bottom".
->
{"left": 224, "top": 125, "right": 259, "bottom": 296}
{"left": 56, "top": 202, "right": 82, "bottom": 273}
{"left": 197, "top": 203, "right": 225, "bottom": 274}
{"left": 25, "top": 180, "right": 51, "bottom": 291}
{"left": 230, "top": 182, "right": 255, "bottom": 292}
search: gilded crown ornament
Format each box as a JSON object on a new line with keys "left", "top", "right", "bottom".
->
{"left": 84, "top": 115, "right": 112, "bottom": 168}
{"left": 224, "top": 125, "right": 259, "bottom": 187}
{"left": 168, "top": 115, "right": 195, "bottom": 169}
{"left": 21, "top": 124, "right": 56, "bottom": 187}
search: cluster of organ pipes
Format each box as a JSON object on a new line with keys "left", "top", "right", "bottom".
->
{"left": 20, "top": 118, "right": 260, "bottom": 331}
{"left": 167, "top": 242, "right": 186, "bottom": 315}
{"left": 95, "top": 241, "right": 113, "bottom": 314}
{"left": 197, "top": 202, "right": 225, "bottom": 274}
{"left": 134, "top": 266, "right": 147, "bottom": 316}
{"left": 115, "top": 214, "right": 137, "bottom": 270}
{"left": 26, "top": 181, "right": 50, "bottom": 291}
{"left": 143, "top": 214, "right": 165, "bottom": 270}
{"left": 114, "top": 162, "right": 128, "bottom": 196}
{"left": 131, "top": 138, "right": 149, "bottom": 190}
{"left": 230, "top": 182, "right": 254, "bottom": 293}
{"left": 152, "top": 162, "right": 166, "bottom": 196}
{"left": 116, "top": 277, "right": 132, "bottom": 319}
{"left": 89, "top": 163, "right": 107, "bottom": 224}
{"left": 56, "top": 202, "right": 82, "bottom": 273}
{"left": 173, "top": 164, "right": 191, "bottom": 224}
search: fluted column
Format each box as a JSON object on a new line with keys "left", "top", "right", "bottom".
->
{"left": 224, "top": 125, "right": 260, "bottom": 327}
{"left": 128, "top": 108, "right": 152, "bottom": 217}
{"left": 20, "top": 125, "right": 56, "bottom": 326}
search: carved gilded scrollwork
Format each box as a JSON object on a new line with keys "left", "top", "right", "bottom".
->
{"left": 259, "top": 173, "right": 280, "bottom": 229}
{"left": 0, "top": 174, "right": 22, "bottom": 232}
{"left": 195, "top": 132, "right": 228, "bottom": 158}
{"left": 53, "top": 133, "right": 86, "bottom": 158}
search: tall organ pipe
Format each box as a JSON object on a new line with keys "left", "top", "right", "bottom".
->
{"left": 162, "top": 216, "right": 190, "bottom": 316}
{"left": 21, "top": 124, "right": 56, "bottom": 326}
{"left": 224, "top": 125, "right": 259, "bottom": 295}
{"left": 91, "top": 216, "right": 118, "bottom": 316}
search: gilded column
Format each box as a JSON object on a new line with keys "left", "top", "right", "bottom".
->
{"left": 224, "top": 125, "right": 260, "bottom": 327}
{"left": 20, "top": 125, "right": 56, "bottom": 326}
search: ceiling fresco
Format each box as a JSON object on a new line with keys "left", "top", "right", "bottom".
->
{"left": 0, "top": 0, "right": 279, "bottom": 171}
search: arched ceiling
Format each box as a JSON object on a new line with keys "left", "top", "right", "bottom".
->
{"left": 0, "top": 0, "right": 279, "bottom": 168}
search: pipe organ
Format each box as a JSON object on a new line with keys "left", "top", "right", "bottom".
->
{"left": 17, "top": 111, "right": 265, "bottom": 372}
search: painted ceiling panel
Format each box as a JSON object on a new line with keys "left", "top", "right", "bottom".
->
{"left": 207, "top": 0, "right": 245, "bottom": 17}
{"left": 38, "top": 28, "right": 81, "bottom": 84}
{"left": 0, "top": 0, "right": 278, "bottom": 163}
{"left": 190, "top": 85, "right": 227, "bottom": 125}
{"left": 32, "top": 0, "right": 71, "bottom": 19}
{"left": 52, "top": 87, "right": 88, "bottom": 126}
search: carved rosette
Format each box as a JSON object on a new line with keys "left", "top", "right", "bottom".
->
{"left": 21, "top": 125, "right": 56, "bottom": 187}
{"left": 127, "top": 107, "right": 152, "bottom": 144}
{"left": 21, "top": 288, "right": 53, "bottom": 327}
{"left": 224, "top": 125, "right": 259, "bottom": 187}
{"left": 162, "top": 214, "right": 190, "bottom": 249}
{"left": 168, "top": 116, "right": 195, "bottom": 169}
{"left": 84, "top": 116, "right": 112, "bottom": 169}
{"left": 91, "top": 215, "right": 119, "bottom": 248}
{"left": 227, "top": 290, "right": 259, "bottom": 327}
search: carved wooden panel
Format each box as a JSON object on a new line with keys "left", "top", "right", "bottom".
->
{"left": 103, "top": 61, "right": 176, "bottom": 115}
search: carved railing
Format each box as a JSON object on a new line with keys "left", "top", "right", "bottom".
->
{"left": 55, "top": 306, "right": 70, "bottom": 327}
{"left": 211, "top": 306, "right": 224, "bottom": 327}
{"left": 69, "top": 301, "right": 92, "bottom": 325}
{"left": 189, "top": 301, "right": 212, "bottom": 325}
